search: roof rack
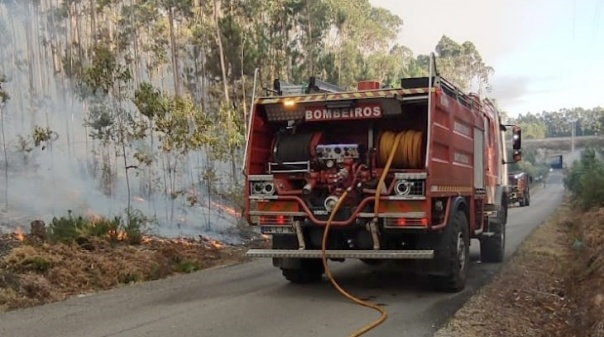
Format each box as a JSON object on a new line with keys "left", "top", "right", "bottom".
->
{"left": 306, "top": 77, "right": 346, "bottom": 94}
{"left": 272, "top": 77, "right": 347, "bottom": 96}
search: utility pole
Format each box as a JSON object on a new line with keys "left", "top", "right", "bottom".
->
{"left": 571, "top": 120, "right": 576, "bottom": 153}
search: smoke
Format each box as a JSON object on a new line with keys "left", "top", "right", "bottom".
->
{"left": 490, "top": 75, "right": 563, "bottom": 113}
{"left": 0, "top": 3, "right": 243, "bottom": 243}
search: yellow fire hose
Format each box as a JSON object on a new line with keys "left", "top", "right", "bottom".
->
{"left": 321, "top": 131, "right": 420, "bottom": 336}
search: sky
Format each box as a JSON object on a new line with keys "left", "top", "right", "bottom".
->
{"left": 369, "top": 0, "right": 604, "bottom": 118}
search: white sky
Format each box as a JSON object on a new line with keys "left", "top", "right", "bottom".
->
{"left": 369, "top": 0, "right": 604, "bottom": 117}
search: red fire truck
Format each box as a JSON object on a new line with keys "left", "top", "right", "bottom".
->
{"left": 508, "top": 171, "right": 531, "bottom": 207}
{"left": 242, "top": 54, "right": 522, "bottom": 292}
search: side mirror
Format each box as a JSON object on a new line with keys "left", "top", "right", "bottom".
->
{"left": 512, "top": 126, "right": 522, "bottom": 150}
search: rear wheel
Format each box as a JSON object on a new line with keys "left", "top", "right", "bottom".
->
{"left": 525, "top": 191, "right": 531, "bottom": 206}
{"left": 480, "top": 215, "right": 506, "bottom": 263}
{"left": 360, "top": 259, "right": 383, "bottom": 266}
{"left": 429, "top": 210, "right": 470, "bottom": 293}
{"left": 281, "top": 260, "right": 324, "bottom": 284}
{"left": 272, "top": 235, "right": 324, "bottom": 284}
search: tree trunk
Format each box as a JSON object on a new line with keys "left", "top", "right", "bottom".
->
{"left": 213, "top": 0, "right": 238, "bottom": 186}
{"left": 168, "top": 7, "right": 180, "bottom": 96}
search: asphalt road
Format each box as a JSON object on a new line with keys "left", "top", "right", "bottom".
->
{"left": 0, "top": 172, "right": 565, "bottom": 337}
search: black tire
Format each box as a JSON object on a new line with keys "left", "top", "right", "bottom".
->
{"left": 272, "top": 235, "right": 324, "bottom": 284}
{"left": 519, "top": 198, "right": 525, "bottom": 207}
{"left": 429, "top": 211, "right": 470, "bottom": 293}
{"left": 480, "top": 217, "right": 506, "bottom": 263}
{"left": 360, "top": 259, "right": 382, "bottom": 266}
{"left": 281, "top": 260, "right": 324, "bottom": 284}
{"left": 525, "top": 191, "right": 531, "bottom": 206}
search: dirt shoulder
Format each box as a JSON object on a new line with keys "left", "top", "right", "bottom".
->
{"left": 434, "top": 196, "right": 604, "bottom": 337}
{"left": 0, "top": 223, "right": 268, "bottom": 312}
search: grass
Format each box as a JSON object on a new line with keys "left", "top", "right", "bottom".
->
{"left": 435, "top": 150, "right": 604, "bottom": 337}
{"left": 0, "top": 208, "right": 266, "bottom": 312}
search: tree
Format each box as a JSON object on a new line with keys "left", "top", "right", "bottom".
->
{"left": 417, "top": 35, "right": 494, "bottom": 93}
{"left": 0, "top": 72, "right": 9, "bottom": 209}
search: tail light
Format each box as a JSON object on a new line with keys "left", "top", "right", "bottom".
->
{"left": 259, "top": 215, "right": 293, "bottom": 225}
{"left": 384, "top": 218, "right": 428, "bottom": 228}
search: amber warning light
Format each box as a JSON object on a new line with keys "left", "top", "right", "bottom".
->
{"left": 304, "top": 103, "right": 382, "bottom": 122}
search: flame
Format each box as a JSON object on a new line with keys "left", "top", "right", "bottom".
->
{"left": 14, "top": 226, "right": 25, "bottom": 241}
{"left": 211, "top": 201, "right": 241, "bottom": 218}
{"left": 207, "top": 238, "right": 224, "bottom": 249}
{"left": 107, "top": 229, "right": 128, "bottom": 241}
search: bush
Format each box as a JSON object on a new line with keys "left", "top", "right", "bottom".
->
{"left": 47, "top": 208, "right": 152, "bottom": 245}
{"left": 564, "top": 147, "right": 604, "bottom": 209}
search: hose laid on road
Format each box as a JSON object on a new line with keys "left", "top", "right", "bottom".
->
{"left": 321, "top": 131, "right": 409, "bottom": 336}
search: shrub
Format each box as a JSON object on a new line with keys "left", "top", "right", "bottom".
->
{"left": 564, "top": 147, "right": 604, "bottom": 209}
{"left": 47, "top": 208, "right": 152, "bottom": 246}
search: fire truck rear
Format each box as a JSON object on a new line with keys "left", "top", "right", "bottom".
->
{"left": 508, "top": 171, "right": 531, "bottom": 207}
{"left": 243, "top": 54, "right": 522, "bottom": 292}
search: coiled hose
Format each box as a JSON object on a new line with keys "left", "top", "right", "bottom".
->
{"left": 378, "top": 130, "right": 423, "bottom": 169}
{"left": 321, "top": 131, "right": 418, "bottom": 336}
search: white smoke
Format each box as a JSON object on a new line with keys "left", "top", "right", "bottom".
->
{"left": 0, "top": 2, "right": 245, "bottom": 243}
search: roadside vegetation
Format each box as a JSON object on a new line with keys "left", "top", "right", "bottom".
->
{"left": 436, "top": 147, "right": 604, "bottom": 337}
{"left": 0, "top": 210, "right": 267, "bottom": 312}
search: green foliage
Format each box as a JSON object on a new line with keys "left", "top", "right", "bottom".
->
{"left": 0, "top": 73, "right": 9, "bottom": 104}
{"left": 510, "top": 107, "right": 604, "bottom": 138}
{"left": 508, "top": 147, "right": 551, "bottom": 183}
{"left": 2, "top": 0, "right": 500, "bottom": 211}
{"left": 32, "top": 125, "right": 57, "bottom": 150}
{"left": 422, "top": 35, "right": 494, "bottom": 92}
{"left": 78, "top": 45, "right": 132, "bottom": 98}
{"left": 173, "top": 260, "right": 201, "bottom": 273}
{"left": 564, "top": 147, "right": 604, "bottom": 209}
{"left": 47, "top": 209, "right": 152, "bottom": 245}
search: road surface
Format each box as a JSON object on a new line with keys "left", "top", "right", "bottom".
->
{"left": 0, "top": 173, "right": 565, "bottom": 337}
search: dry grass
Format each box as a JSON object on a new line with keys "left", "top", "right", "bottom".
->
{"left": 434, "top": 198, "right": 601, "bottom": 337}
{"left": 0, "top": 229, "right": 268, "bottom": 312}
{"left": 566, "top": 207, "right": 604, "bottom": 337}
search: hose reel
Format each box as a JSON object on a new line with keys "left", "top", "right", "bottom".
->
{"left": 272, "top": 132, "right": 323, "bottom": 163}
{"left": 377, "top": 130, "right": 424, "bottom": 169}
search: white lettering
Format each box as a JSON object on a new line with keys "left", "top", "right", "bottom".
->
{"left": 373, "top": 106, "right": 381, "bottom": 116}
{"left": 454, "top": 152, "right": 470, "bottom": 165}
{"left": 314, "top": 109, "right": 321, "bottom": 119}
{"left": 304, "top": 105, "right": 383, "bottom": 121}
{"left": 453, "top": 121, "right": 471, "bottom": 137}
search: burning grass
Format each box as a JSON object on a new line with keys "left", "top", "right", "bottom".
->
{"left": 0, "top": 211, "right": 269, "bottom": 312}
{"left": 434, "top": 197, "right": 604, "bottom": 337}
